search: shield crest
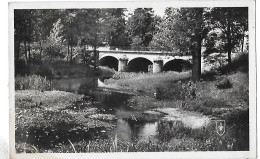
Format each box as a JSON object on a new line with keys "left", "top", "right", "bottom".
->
{"left": 216, "top": 120, "right": 225, "bottom": 136}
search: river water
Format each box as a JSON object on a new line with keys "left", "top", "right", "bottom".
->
{"left": 52, "top": 77, "right": 210, "bottom": 144}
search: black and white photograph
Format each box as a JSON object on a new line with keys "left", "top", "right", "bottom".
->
{"left": 9, "top": 1, "right": 256, "bottom": 159}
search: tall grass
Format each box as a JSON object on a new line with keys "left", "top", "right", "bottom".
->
{"left": 15, "top": 75, "right": 53, "bottom": 91}
{"left": 156, "top": 80, "right": 196, "bottom": 100}
{"left": 106, "top": 71, "right": 191, "bottom": 92}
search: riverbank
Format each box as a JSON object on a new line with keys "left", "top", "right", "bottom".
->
{"left": 114, "top": 71, "right": 249, "bottom": 116}
{"left": 105, "top": 71, "right": 191, "bottom": 92}
{"left": 101, "top": 54, "right": 249, "bottom": 151}
{"left": 14, "top": 54, "right": 249, "bottom": 152}
{"left": 15, "top": 90, "right": 118, "bottom": 153}
{"left": 15, "top": 69, "right": 249, "bottom": 152}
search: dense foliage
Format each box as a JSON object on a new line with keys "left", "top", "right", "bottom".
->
{"left": 14, "top": 8, "right": 248, "bottom": 80}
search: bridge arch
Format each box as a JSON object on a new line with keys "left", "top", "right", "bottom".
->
{"left": 128, "top": 57, "right": 153, "bottom": 72}
{"left": 163, "top": 59, "right": 191, "bottom": 72}
{"left": 99, "top": 56, "right": 119, "bottom": 71}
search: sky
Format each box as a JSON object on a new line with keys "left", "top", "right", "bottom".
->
{"left": 153, "top": 7, "right": 166, "bottom": 17}
{"left": 125, "top": 7, "right": 166, "bottom": 18}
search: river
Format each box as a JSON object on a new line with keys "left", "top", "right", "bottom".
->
{"left": 52, "top": 77, "right": 211, "bottom": 144}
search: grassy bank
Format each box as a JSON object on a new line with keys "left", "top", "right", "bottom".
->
{"left": 15, "top": 70, "right": 249, "bottom": 152}
{"left": 15, "top": 54, "right": 249, "bottom": 152}
{"left": 117, "top": 70, "right": 249, "bottom": 119}
{"left": 105, "top": 53, "right": 249, "bottom": 116}
{"left": 102, "top": 54, "right": 249, "bottom": 151}
{"left": 105, "top": 71, "right": 191, "bottom": 92}
{"left": 15, "top": 90, "right": 117, "bottom": 153}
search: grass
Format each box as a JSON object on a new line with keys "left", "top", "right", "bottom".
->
{"left": 16, "top": 117, "right": 248, "bottom": 153}
{"left": 123, "top": 71, "right": 248, "bottom": 118}
{"left": 106, "top": 71, "right": 191, "bottom": 92}
{"left": 15, "top": 75, "right": 53, "bottom": 91}
{"left": 101, "top": 53, "right": 249, "bottom": 151}
{"left": 15, "top": 53, "right": 249, "bottom": 152}
{"left": 15, "top": 87, "right": 249, "bottom": 153}
{"left": 15, "top": 90, "right": 118, "bottom": 153}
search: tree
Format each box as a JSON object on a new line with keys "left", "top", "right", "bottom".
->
{"left": 155, "top": 8, "right": 206, "bottom": 81}
{"left": 150, "top": 8, "right": 180, "bottom": 51}
{"left": 76, "top": 9, "right": 130, "bottom": 68}
{"left": 75, "top": 9, "right": 105, "bottom": 69}
{"left": 44, "top": 19, "right": 64, "bottom": 62}
{"left": 14, "top": 9, "right": 60, "bottom": 63}
{"left": 14, "top": 9, "right": 26, "bottom": 62}
{"left": 127, "top": 8, "right": 156, "bottom": 48}
{"left": 60, "top": 9, "right": 79, "bottom": 63}
{"left": 14, "top": 9, "right": 33, "bottom": 63}
{"left": 204, "top": 7, "right": 248, "bottom": 67}
{"left": 31, "top": 9, "right": 60, "bottom": 62}
{"left": 175, "top": 8, "right": 205, "bottom": 81}
{"left": 102, "top": 8, "right": 130, "bottom": 48}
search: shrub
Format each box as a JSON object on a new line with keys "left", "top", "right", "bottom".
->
{"left": 215, "top": 77, "right": 232, "bottom": 89}
{"left": 203, "top": 97, "right": 231, "bottom": 108}
{"left": 15, "top": 75, "right": 53, "bottom": 91}
{"left": 157, "top": 120, "right": 192, "bottom": 141}
{"left": 111, "top": 72, "right": 149, "bottom": 80}
{"left": 96, "top": 66, "right": 115, "bottom": 79}
{"left": 156, "top": 80, "right": 197, "bottom": 100}
{"left": 181, "top": 97, "right": 231, "bottom": 116}
{"left": 51, "top": 62, "right": 88, "bottom": 78}
{"left": 218, "top": 53, "right": 248, "bottom": 74}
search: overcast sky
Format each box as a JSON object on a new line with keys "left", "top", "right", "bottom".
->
{"left": 125, "top": 7, "right": 166, "bottom": 18}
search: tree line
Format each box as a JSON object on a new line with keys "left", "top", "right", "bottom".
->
{"left": 14, "top": 7, "right": 248, "bottom": 80}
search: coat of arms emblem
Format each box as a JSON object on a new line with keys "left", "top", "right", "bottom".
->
{"left": 216, "top": 120, "right": 225, "bottom": 136}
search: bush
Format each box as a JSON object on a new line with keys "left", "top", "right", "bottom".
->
{"left": 218, "top": 53, "right": 248, "bottom": 74}
{"left": 203, "top": 97, "right": 231, "bottom": 108}
{"left": 111, "top": 72, "right": 150, "bottom": 80}
{"left": 15, "top": 75, "right": 53, "bottom": 91}
{"left": 157, "top": 120, "right": 192, "bottom": 141}
{"left": 51, "top": 62, "right": 87, "bottom": 78}
{"left": 181, "top": 97, "right": 231, "bottom": 116}
{"left": 156, "top": 80, "right": 197, "bottom": 100}
{"left": 96, "top": 66, "right": 115, "bottom": 79}
{"left": 215, "top": 77, "right": 232, "bottom": 89}
{"left": 15, "top": 60, "right": 29, "bottom": 76}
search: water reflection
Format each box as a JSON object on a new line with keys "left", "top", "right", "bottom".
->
{"left": 52, "top": 77, "right": 98, "bottom": 94}
{"left": 52, "top": 77, "right": 210, "bottom": 145}
{"left": 115, "top": 119, "right": 158, "bottom": 143}
{"left": 52, "top": 77, "right": 160, "bottom": 143}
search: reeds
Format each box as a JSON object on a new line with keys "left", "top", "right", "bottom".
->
{"left": 15, "top": 74, "right": 53, "bottom": 91}
{"left": 68, "top": 139, "right": 77, "bottom": 153}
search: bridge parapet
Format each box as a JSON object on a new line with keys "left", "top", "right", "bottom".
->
{"left": 99, "top": 50, "right": 191, "bottom": 56}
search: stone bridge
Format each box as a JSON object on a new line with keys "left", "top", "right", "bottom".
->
{"left": 98, "top": 50, "right": 192, "bottom": 73}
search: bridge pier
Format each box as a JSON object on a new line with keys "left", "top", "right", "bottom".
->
{"left": 118, "top": 55, "right": 128, "bottom": 72}
{"left": 153, "top": 57, "right": 163, "bottom": 73}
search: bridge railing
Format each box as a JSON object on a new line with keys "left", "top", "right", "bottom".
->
{"left": 109, "top": 46, "right": 174, "bottom": 52}
{"left": 87, "top": 46, "right": 192, "bottom": 56}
